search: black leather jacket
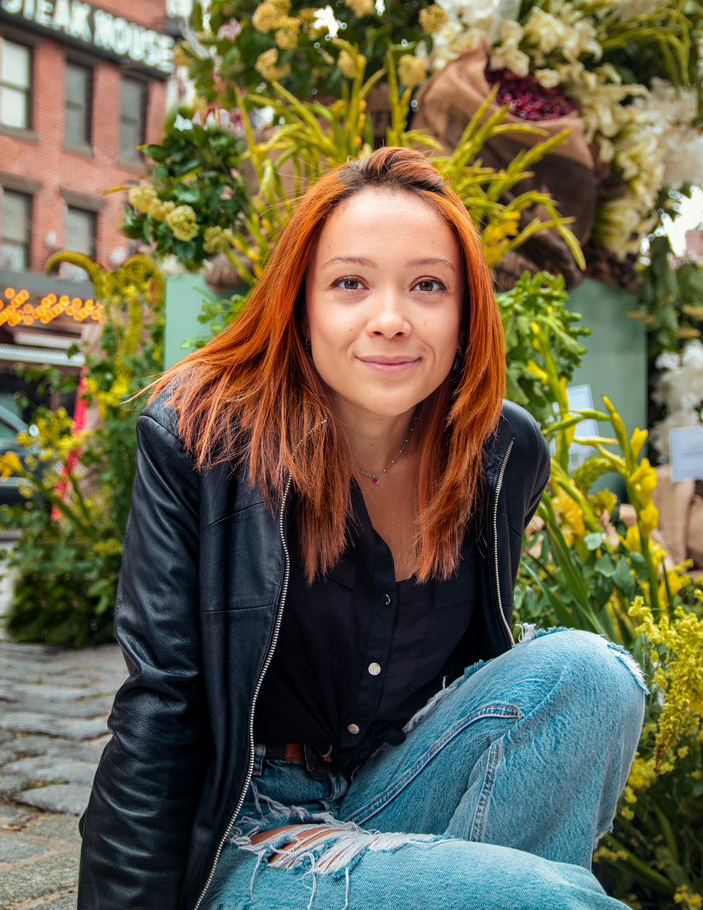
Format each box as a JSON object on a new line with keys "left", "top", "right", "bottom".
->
{"left": 77, "top": 389, "right": 550, "bottom": 910}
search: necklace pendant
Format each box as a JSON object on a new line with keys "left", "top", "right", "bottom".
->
{"left": 372, "top": 475, "right": 380, "bottom": 485}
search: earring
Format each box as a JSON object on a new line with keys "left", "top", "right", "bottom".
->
{"left": 304, "top": 337, "right": 312, "bottom": 354}
{"left": 452, "top": 346, "right": 462, "bottom": 374}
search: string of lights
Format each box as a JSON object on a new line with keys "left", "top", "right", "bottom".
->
{"left": 1, "top": 286, "right": 104, "bottom": 327}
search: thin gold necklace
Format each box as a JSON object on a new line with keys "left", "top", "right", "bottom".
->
{"left": 355, "top": 414, "right": 418, "bottom": 485}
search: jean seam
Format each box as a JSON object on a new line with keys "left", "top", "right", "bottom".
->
{"left": 469, "top": 737, "right": 501, "bottom": 841}
{"left": 347, "top": 703, "right": 522, "bottom": 825}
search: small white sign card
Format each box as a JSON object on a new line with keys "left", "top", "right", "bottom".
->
{"left": 567, "top": 383, "right": 598, "bottom": 471}
{"left": 669, "top": 426, "right": 703, "bottom": 482}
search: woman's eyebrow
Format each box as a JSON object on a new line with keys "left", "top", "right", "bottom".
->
{"left": 322, "top": 255, "right": 456, "bottom": 272}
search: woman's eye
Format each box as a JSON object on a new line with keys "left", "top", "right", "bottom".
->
{"left": 414, "top": 278, "right": 446, "bottom": 293}
{"left": 333, "top": 277, "right": 364, "bottom": 291}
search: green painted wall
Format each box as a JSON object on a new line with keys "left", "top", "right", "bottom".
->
{"left": 164, "top": 274, "right": 215, "bottom": 369}
{"left": 566, "top": 277, "right": 646, "bottom": 433}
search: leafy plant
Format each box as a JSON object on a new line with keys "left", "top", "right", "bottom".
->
{"left": 497, "top": 272, "right": 590, "bottom": 427}
{"left": 512, "top": 320, "right": 703, "bottom": 908}
{"left": 194, "top": 41, "right": 584, "bottom": 292}
{"left": 632, "top": 233, "right": 703, "bottom": 360}
{"left": 183, "top": 0, "right": 435, "bottom": 103}
{"left": 0, "top": 254, "right": 164, "bottom": 647}
{"left": 120, "top": 108, "right": 247, "bottom": 271}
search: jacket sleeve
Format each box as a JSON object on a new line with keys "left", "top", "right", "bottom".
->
{"left": 77, "top": 407, "right": 207, "bottom": 910}
{"left": 524, "top": 422, "right": 551, "bottom": 529}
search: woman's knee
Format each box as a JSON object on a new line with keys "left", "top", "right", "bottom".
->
{"left": 527, "top": 628, "right": 648, "bottom": 719}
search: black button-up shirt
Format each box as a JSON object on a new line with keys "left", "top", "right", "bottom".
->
{"left": 254, "top": 479, "right": 478, "bottom": 775}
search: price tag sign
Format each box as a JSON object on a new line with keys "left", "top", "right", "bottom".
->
{"left": 670, "top": 426, "right": 703, "bottom": 482}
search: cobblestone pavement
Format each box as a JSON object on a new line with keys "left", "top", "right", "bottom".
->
{"left": 0, "top": 639, "right": 125, "bottom": 909}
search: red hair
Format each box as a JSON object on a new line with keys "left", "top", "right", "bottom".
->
{"left": 148, "top": 147, "right": 505, "bottom": 583}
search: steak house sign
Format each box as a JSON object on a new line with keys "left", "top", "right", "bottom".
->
{"left": 0, "top": 0, "right": 174, "bottom": 75}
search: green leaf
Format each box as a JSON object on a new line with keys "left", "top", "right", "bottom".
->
{"left": 594, "top": 555, "right": 616, "bottom": 577}
{"left": 585, "top": 532, "right": 605, "bottom": 550}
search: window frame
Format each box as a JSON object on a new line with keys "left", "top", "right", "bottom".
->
{"left": 0, "top": 187, "right": 33, "bottom": 271}
{"left": 0, "top": 37, "right": 33, "bottom": 132}
{"left": 64, "top": 204, "right": 97, "bottom": 262}
{"left": 119, "top": 75, "right": 148, "bottom": 160}
{"left": 64, "top": 57, "right": 93, "bottom": 150}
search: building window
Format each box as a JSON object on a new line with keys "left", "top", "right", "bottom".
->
{"left": 65, "top": 60, "right": 92, "bottom": 147}
{"left": 120, "top": 78, "right": 147, "bottom": 158}
{"left": 63, "top": 206, "right": 96, "bottom": 280}
{"left": 0, "top": 39, "right": 31, "bottom": 130}
{"left": 0, "top": 189, "right": 31, "bottom": 270}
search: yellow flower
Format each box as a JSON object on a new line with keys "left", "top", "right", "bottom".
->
{"left": 128, "top": 184, "right": 157, "bottom": 214}
{"left": 274, "top": 16, "right": 300, "bottom": 49}
{"left": 0, "top": 450, "right": 22, "bottom": 480}
{"left": 630, "top": 427, "right": 648, "bottom": 459}
{"left": 252, "top": 0, "right": 290, "bottom": 32}
{"left": 674, "top": 886, "right": 703, "bottom": 909}
{"left": 344, "top": 0, "right": 374, "bottom": 16}
{"left": 419, "top": 4, "right": 448, "bottom": 34}
{"left": 165, "top": 205, "right": 199, "bottom": 242}
{"left": 639, "top": 500, "right": 659, "bottom": 536}
{"left": 338, "top": 49, "right": 357, "bottom": 79}
{"left": 298, "top": 8, "right": 318, "bottom": 24}
{"left": 630, "top": 457, "right": 657, "bottom": 507}
{"left": 554, "top": 487, "right": 586, "bottom": 544}
{"left": 255, "top": 48, "right": 292, "bottom": 81}
{"left": 397, "top": 54, "right": 426, "bottom": 88}
{"left": 524, "top": 359, "right": 549, "bottom": 384}
{"left": 625, "top": 523, "right": 640, "bottom": 553}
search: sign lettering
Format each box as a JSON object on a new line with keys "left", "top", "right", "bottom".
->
{"left": 0, "top": 0, "right": 173, "bottom": 73}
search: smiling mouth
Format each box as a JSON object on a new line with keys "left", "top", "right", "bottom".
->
{"left": 358, "top": 358, "right": 419, "bottom": 372}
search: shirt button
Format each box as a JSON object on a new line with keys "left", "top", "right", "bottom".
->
{"left": 368, "top": 662, "right": 381, "bottom": 676}
{"left": 384, "top": 593, "right": 391, "bottom": 605}
{"left": 347, "top": 723, "right": 360, "bottom": 735}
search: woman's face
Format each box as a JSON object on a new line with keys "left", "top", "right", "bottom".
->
{"left": 304, "top": 187, "right": 465, "bottom": 423}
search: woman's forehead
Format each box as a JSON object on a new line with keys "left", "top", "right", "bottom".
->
{"left": 314, "top": 188, "right": 461, "bottom": 262}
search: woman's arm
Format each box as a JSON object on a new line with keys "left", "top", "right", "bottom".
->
{"left": 78, "top": 403, "right": 208, "bottom": 910}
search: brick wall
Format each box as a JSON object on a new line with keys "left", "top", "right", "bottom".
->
{"left": 0, "top": 0, "right": 170, "bottom": 273}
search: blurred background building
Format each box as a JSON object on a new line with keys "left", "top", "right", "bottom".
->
{"left": 0, "top": 0, "right": 177, "bottom": 417}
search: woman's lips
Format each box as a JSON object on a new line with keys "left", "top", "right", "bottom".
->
{"left": 358, "top": 358, "right": 419, "bottom": 372}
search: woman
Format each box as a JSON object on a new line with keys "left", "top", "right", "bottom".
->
{"left": 77, "top": 147, "right": 648, "bottom": 910}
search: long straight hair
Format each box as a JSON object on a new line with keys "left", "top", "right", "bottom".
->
{"left": 147, "top": 147, "right": 505, "bottom": 583}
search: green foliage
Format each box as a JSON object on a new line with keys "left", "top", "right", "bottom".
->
{"left": 634, "top": 234, "right": 703, "bottom": 360}
{"left": 185, "top": 0, "right": 431, "bottom": 103}
{"left": 497, "top": 272, "right": 590, "bottom": 426}
{"left": 120, "top": 107, "right": 248, "bottom": 270}
{"left": 513, "top": 369, "right": 703, "bottom": 908}
{"left": 190, "top": 44, "right": 583, "bottom": 290}
{"left": 0, "top": 254, "right": 164, "bottom": 647}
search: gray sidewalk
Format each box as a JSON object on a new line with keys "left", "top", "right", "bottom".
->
{"left": 0, "top": 639, "right": 125, "bottom": 909}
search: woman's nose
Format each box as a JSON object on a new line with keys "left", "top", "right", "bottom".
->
{"left": 366, "top": 289, "right": 410, "bottom": 336}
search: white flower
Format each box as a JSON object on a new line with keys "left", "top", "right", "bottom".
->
{"left": 490, "top": 40, "right": 530, "bottom": 76}
{"left": 534, "top": 68, "right": 561, "bottom": 88}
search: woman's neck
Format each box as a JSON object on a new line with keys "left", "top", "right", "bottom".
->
{"left": 333, "top": 403, "right": 418, "bottom": 476}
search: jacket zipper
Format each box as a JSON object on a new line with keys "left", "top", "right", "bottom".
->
{"left": 492, "top": 437, "right": 515, "bottom": 647}
{"left": 193, "top": 471, "right": 294, "bottom": 910}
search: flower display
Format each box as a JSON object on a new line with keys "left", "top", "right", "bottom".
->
{"left": 421, "top": 0, "right": 703, "bottom": 259}
{"left": 650, "top": 340, "right": 703, "bottom": 459}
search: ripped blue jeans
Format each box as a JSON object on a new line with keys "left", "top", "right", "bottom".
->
{"left": 203, "top": 627, "right": 649, "bottom": 910}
